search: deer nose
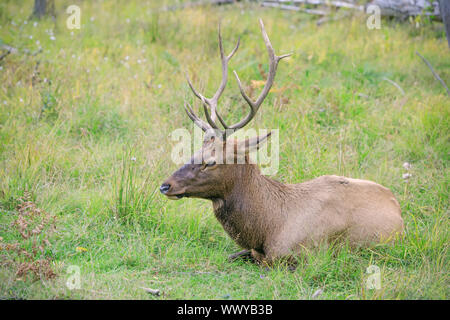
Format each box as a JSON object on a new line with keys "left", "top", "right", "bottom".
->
{"left": 160, "top": 183, "right": 171, "bottom": 194}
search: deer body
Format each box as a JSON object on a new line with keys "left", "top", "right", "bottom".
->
{"left": 160, "top": 19, "right": 404, "bottom": 264}
{"left": 211, "top": 165, "right": 403, "bottom": 262}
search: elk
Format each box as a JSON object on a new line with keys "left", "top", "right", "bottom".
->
{"left": 160, "top": 19, "right": 404, "bottom": 265}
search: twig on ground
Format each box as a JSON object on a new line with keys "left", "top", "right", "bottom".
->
{"left": 141, "top": 287, "right": 161, "bottom": 296}
{"left": 0, "top": 50, "right": 11, "bottom": 63}
{"left": 311, "top": 288, "right": 324, "bottom": 299}
{"left": 357, "top": 93, "right": 369, "bottom": 99}
{"left": 1, "top": 44, "right": 18, "bottom": 54}
{"left": 382, "top": 77, "right": 405, "bottom": 95}
{"left": 1, "top": 44, "right": 41, "bottom": 58}
{"left": 416, "top": 51, "right": 450, "bottom": 96}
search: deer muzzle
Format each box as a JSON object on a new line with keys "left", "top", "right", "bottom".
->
{"left": 160, "top": 182, "right": 185, "bottom": 200}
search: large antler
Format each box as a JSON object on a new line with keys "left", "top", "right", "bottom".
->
{"left": 185, "top": 23, "right": 240, "bottom": 132}
{"left": 184, "top": 19, "right": 291, "bottom": 139}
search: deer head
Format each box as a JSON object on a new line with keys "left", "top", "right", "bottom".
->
{"left": 160, "top": 19, "right": 291, "bottom": 200}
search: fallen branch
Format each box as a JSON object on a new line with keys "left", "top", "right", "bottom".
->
{"left": 263, "top": 0, "right": 363, "bottom": 11}
{"left": 316, "top": 10, "right": 352, "bottom": 25}
{"left": 370, "top": 0, "right": 440, "bottom": 20}
{"left": 262, "top": 0, "right": 441, "bottom": 20}
{"left": 160, "top": 0, "right": 238, "bottom": 12}
{"left": 261, "top": 2, "right": 329, "bottom": 15}
{"left": 416, "top": 51, "right": 450, "bottom": 96}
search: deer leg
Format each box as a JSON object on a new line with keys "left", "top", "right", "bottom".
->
{"left": 287, "top": 263, "right": 297, "bottom": 272}
{"left": 254, "top": 244, "right": 298, "bottom": 270}
{"left": 250, "top": 249, "right": 272, "bottom": 266}
{"left": 228, "top": 249, "right": 252, "bottom": 262}
{"left": 253, "top": 252, "right": 297, "bottom": 270}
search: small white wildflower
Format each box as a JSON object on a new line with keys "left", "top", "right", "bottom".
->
{"left": 125, "top": 55, "right": 129, "bottom": 61}
{"left": 36, "top": 40, "right": 40, "bottom": 45}
{"left": 70, "top": 31, "right": 74, "bottom": 36}
{"left": 137, "top": 59, "right": 141, "bottom": 64}
{"left": 133, "top": 74, "right": 138, "bottom": 79}
{"left": 126, "top": 18, "right": 130, "bottom": 24}
{"left": 157, "top": 84, "right": 162, "bottom": 89}
{"left": 72, "top": 54, "right": 76, "bottom": 59}
{"left": 402, "top": 173, "right": 412, "bottom": 180}
{"left": 402, "top": 162, "right": 411, "bottom": 170}
{"left": 43, "top": 78, "right": 48, "bottom": 83}
{"left": 33, "top": 22, "right": 38, "bottom": 27}
{"left": 3, "top": 100, "right": 6, "bottom": 105}
{"left": 19, "top": 98, "right": 24, "bottom": 103}
{"left": 90, "top": 16, "right": 95, "bottom": 22}
{"left": 86, "top": 69, "right": 90, "bottom": 73}
{"left": 29, "top": 35, "right": 33, "bottom": 39}
{"left": 50, "top": 36, "right": 56, "bottom": 41}
{"left": 0, "top": 66, "right": 3, "bottom": 71}
{"left": 131, "top": 157, "right": 136, "bottom": 162}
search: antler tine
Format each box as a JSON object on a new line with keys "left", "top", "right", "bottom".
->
{"left": 211, "top": 24, "right": 240, "bottom": 113}
{"left": 185, "top": 23, "right": 240, "bottom": 132}
{"left": 219, "top": 19, "right": 291, "bottom": 136}
{"left": 184, "top": 102, "right": 212, "bottom": 133}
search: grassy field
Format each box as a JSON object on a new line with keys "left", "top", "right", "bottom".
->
{"left": 0, "top": 0, "right": 448, "bottom": 299}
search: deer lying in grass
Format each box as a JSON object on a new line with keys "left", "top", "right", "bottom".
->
{"left": 160, "top": 20, "right": 404, "bottom": 265}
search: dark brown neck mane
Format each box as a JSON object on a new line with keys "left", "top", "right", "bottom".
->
{"left": 212, "top": 164, "right": 288, "bottom": 250}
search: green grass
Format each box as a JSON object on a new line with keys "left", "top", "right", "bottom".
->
{"left": 0, "top": 0, "right": 448, "bottom": 299}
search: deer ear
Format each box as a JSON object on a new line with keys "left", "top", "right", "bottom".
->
{"left": 237, "top": 131, "right": 272, "bottom": 154}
